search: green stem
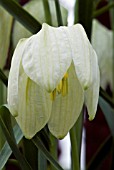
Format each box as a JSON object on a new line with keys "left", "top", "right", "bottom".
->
{"left": 75, "top": 112, "right": 83, "bottom": 158}
{"left": 50, "top": 134, "right": 57, "bottom": 170}
{"left": 0, "top": 69, "right": 8, "bottom": 86}
{"left": 74, "top": 0, "right": 79, "bottom": 23}
{"left": 70, "top": 126, "right": 80, "bottom": 170}
{"left": 0, "top": 0, "right": 41, "bottom": 34}
{"left": 78, "top": 0, "right": 94, "bottom": 39}
{"left": 93, "top": 2, "right": 114, "bottom": 18}
{"left": 54, "top": 0, "right": 63, "bottom": 26}
{"left": 42, "top": 0, "right": 52, "bottom": 25}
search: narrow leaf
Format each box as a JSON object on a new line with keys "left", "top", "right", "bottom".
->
{"left": 99, "top": 97, "right": 114, "bottom": 137}
{"left": 32, "top": 135, "right": 64, "bottom": 170}
{"left": 0, "top": 124, "right": 23, "bottom": 170}
{"left": 0, "top": 106, "right": 32, "bottom": 170}
{"left": 0, "top": 0, "right": 41, "bottom": 34}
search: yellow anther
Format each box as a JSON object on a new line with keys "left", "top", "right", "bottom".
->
{"left": 62, "top": 77, "right": 68, "bottom": 96}
{"left": 64, "top": 72, "right": 68, "bottom": 79}
{"left": 56, "top": 80, "right": 62, "bottom": 93}
{"left": 50, "top": 72, "right": 68, "bottom": 100}
{"left": 50, "top": 89, "right": 56, "bottom": 101}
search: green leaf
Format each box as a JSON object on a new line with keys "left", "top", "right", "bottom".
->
{"left": 32, "top": 135, "right": 64, "bottom": 170}
{"left": 0, "top": 0, "right": 41, "bottom": 34}
{"left": 99, "top": 97, "right": 114, "bottom": 137}
{"left": 38, "top": 150, "right": 47, "bottom": 170}
{"left": 0, "top": 6, "right": 13, "bottom": 69}
{"left": 0, "top": 123, "right": 23, "bottom": 170}
{"left": 0, "top": 105, "right": 33, "bottom": 170}
{"left": 0, "top": 69, "right": 8, "bottom": 87}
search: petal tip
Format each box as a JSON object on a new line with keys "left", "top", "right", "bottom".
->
{"left": 89, "top": 114, "right": 95, "bottom": 121}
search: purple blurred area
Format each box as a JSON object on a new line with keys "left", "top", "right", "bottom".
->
{"left": 19, "top": 0, "right": 30, "bottom": 5}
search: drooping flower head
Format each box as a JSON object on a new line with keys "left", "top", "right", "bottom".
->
{"left": 8, "top": 23, "right": 100, "bottom": 139}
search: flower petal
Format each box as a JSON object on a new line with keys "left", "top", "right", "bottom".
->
{"left": 7, "top": 39, "right": 27, "bottom": 117}
{"left": 48, "top": 64, "right": 84, "bottom": 139}
{"left": 22, "top": 23, "right": 72, "bottom": 92}
{"left": 65, "top": 24, "right": 93, "bottom": 89}
{"left": 16, "top": 70, "right": 52, "bottom": 139}
{"left": 84, "top": 50, "right": 100, "bottom": 120}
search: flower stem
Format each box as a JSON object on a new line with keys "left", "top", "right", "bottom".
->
{"left": 93, "top": 2, "right": 114, "bottom": 18}
{"left": 49, "top": 133, "right": 58, "bottom": 170}
{"left": 54, "top": 0, "right": 63, "bottom": 26}
{"left": 42, "top": 0, "right": 52, "bottom": 25}
{"left": 70, "top": 125, "right": 80, "bottom": 170}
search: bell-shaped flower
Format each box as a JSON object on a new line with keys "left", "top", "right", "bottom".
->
{"left": 8, "top": 23, "right": 100, "bottom": 139}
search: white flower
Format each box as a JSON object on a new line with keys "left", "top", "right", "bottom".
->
{"left": 8, "top": 23, "right": 100, "bottom": 139}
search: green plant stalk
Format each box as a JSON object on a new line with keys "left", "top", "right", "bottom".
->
{"left": 32, "top": 135, "right": 63, "bottom": 170}
{"left": 70, "top": 126, "right": 80, "bottom": 170}
{"left": 54, "top": 0, "right": 63, "bottom": 26}
{"left": 77, "top": 0, "right": 94, "bottom": 39}
{"left": 49, "top": 134, "right": 57, "bottom": 170}
{"left": 0, "top": 0, "right": 41, "bottom": 34}
{"left": 42, "top": 0, "right": 52, "bottom": 25}
{"left": 75, "top": 111, "right": 84, "bottom": 158}
{"left": 74, "top": 0, "right": 79, "bottom": 24}
{"left": 93, "top": 2, "right": 114, "bottom": 18}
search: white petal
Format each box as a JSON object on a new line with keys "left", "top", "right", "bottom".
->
{"left": 65, "top": 24, "right": 93, "bottom": 89}
{"left": 84, "top": 50, "right": 100, "bottom": 120}
{"left": 7, "top": 39, "right": 27, "bottom": 116}
{"left": 22, "top": 23, "right": 72, "bottom": 92}
{"left": 16, "top": 70, "right": 52, "bottom": 139}
{"left": 48, "top": 64, "right": 84, "bottom": 139}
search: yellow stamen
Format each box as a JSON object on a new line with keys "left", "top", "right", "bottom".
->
{"left": 50, "top": 72, "right": 68, "bottom": 100}
{"left": 64, "top": 72, "right": 68, "bottom": 79}
{"left": 56, "top": 80, "right": 62, "bottom": 93}
{"left": 62, "top": 76, "right": 68, "bottom": 96}
{"left": 50, "top": 89, "right": 56, "bottom": 101}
